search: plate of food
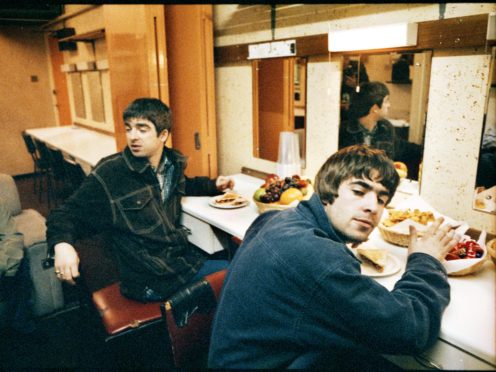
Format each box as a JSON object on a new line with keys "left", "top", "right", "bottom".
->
{"left": 209, "top": 192, "right": 249, "bottom": 209}
{"left": 356, "top": 247, "right": 401, "bottom": 277}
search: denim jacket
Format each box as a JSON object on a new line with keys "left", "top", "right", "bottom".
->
{"left": 47, "top": 147, "right": 220, "bottom": 300}
{"left": 209, "top": 194, "right": 450, "bottom": 369}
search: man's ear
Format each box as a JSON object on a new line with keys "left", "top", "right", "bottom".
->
{"left": 158, "top": 129, "right": 169, "bottom": 143}
{"left": 370, "top": 104, "right": 380, "bottom": 115}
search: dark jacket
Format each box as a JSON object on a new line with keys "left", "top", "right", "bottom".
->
{"left": 208, "top": 193, "right": 450, "bottom": 369}
{"left": 339, "top": 118, "right": 423, "bottom": 179}
{"left": 46, "top": 147, "right": 220, "bottom": 300}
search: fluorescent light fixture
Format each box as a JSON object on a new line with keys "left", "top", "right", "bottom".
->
{"left": 248, "top": 40, "right": 296, "bottom": 60}
{"left": 60, "top": 63, "right": 76, "bottom": 73}
{"left": 75, "top": 61, "right": 96, "bottom": 71}
{"left": 95, "top": 59, "right": 109, "bottom": 70}
{"left": 328, "top": 23, "right": 418, "bottom": 52}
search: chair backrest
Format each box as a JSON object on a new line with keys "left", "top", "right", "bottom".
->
{"left": 62, "top": 158, "right": 86, "bottom": 191}
{"left": 21, "top": 131, "right": 37, "bottom": 155}
{"left": 46, "top": 147, "right": 67, "bottom": 180}
{"left": 161, "top": 269, "right": 227, "bottom": 369}
{"left": 33, "top": 139, "right": 52, "bottom": 169}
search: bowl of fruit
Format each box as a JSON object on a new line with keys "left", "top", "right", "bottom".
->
{"left": 253, "top": 174, "right": 313, "bottom": 213}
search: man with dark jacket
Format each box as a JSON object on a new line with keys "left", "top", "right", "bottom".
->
{"left": 339, "top": 81, "right": 423, "bottom": 179}
{"left": 47, "top": 98, "right": 233, "bottom": 302}
{"left": 208, "top": 145, "right": 460, "bottom": 369}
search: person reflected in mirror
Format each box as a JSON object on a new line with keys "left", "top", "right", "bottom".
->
{"left": 476, "top": 117, "right": 496, "bottom": 189}
{"left": 46, "top": 98, "right": 234, "bottom": 302}
{"left": 340, "top": 58, "right": 369, "bottom": 122}
{"left": 339, "top": 81, "right": 423, "bottom": 180}
{"left": 208, "top": 145, "right": 460, "bottom": 369}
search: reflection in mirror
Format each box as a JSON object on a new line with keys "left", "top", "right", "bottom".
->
{"left": 253, "top": 57, "right": 307, "bottom": 167}
{"left": 338, "top": 52, "right": 431, "bottom": 181}
{"left": 474, "top": 48, "right": 496, "bottom": 214}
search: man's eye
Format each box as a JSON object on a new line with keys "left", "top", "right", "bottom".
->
{"left": 352, "top": 189, "right": 364, "bottom": 196}
{"left": 378, "top": 198, "right": 386, "bottom": 205}
{"left": 125, "top": 127, "right": 131, "bottom": 132}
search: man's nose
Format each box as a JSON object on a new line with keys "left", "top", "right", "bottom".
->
{"left": 363, "top": 192, "right": 379, "bottom": 213}
{"left": 128, "top": 128, "right": 139, "bottom": 139}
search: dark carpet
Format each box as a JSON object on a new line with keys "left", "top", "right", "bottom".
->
{"left": 0, "top": 175, "right": 175, "bottom": 369}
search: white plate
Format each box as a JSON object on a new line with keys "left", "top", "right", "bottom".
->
{"left": 360, "top": 252, "right": 401, "bottom": 277}
{"left": 209, "top": 195, "right": 249, "bottom": 209}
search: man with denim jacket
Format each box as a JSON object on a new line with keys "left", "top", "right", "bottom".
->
{"left": 46, "top": 98, "right": 233, "bottom": 302}
{"left": 209, "top": 145, "right": 460, "bottom": 369}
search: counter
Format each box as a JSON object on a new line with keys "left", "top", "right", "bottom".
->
{"left": 25, "top": 125, "right": 117, "bottom": 171}
{"left": 181, "top": 173, "right": 496, "bottom": 370}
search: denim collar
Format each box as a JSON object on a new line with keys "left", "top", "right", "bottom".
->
{"left": 122, "top": 146, "right": 187, "bottom": 174}
{"left": 345, "top": 118, "right": 389, "bottom": 136}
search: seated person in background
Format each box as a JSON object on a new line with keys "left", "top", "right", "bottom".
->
{"left": 208, "top": 145, "right": 460, "bottom": 370}
{"left": 339, "top": 81, "right": 423, "bottom": 180}
{"left": 47, "top": 98, "right": 233, "bottom": 302}
{"left": 340, "top": 58, "right": 369, "bottom": 122}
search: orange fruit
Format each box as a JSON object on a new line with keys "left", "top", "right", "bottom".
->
{"left": 279, "top": 188, "right": 303, "bottom": 205}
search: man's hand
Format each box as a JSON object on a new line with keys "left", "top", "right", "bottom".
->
{"left": 216, "top": 176, "right": 235, "bottom": 192}
{"left": 408, "top": 217, "right": 461, "bottom": 261}
{"left": 54, "top": 242, "right": 80, "bottom": 285}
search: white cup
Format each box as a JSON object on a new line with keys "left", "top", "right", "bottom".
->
{"left": 276, "top": 132, "right": 301, "bottom": 177}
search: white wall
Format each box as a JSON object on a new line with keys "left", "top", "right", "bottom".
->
{"left": 213, "top": 3, "right": 496, "bottom": 233}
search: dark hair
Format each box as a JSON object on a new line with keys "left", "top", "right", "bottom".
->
{"left": 349, "top": 81, "right": 389, "bottom": 119}
{"left": 314, "top": 144, "right": 399, "bottom": 205}
{"left": 343, "top": 60, "right": 369, "bottom": 83}
{"left": 123, "top": 98, "right": 172, "bottom": 135}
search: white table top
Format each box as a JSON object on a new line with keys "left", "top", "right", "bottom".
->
{"left": 182, "top": 173, "right": 495, "bottom": 366}
{"left": 26, "top": 125, "right": 117, "bottom": 168}
{"left": 182, "top": 174, "right": 262, "bottom": 240}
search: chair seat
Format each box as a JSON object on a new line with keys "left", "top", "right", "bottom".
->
{"left": 91, "top": 282, "right": 162, "bottom": 339}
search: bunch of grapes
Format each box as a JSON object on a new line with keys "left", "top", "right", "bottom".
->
{"left": 259, "top": 174, "right": 309, "bottom": 203}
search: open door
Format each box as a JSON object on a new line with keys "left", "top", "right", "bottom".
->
{"left": 165, "top": 5, "right": 218, "bottom": 178}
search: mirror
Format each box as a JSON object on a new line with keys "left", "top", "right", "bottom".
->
{"left": 338, "top": 51, "right": 432, "bottom": 181}
{"left": 253, "top": 57, "right": 307, "bottom": 167}
{"left": 473, "top": 47, "right": 496, "bottom": 214}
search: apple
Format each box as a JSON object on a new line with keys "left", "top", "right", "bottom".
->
{"left": 394, "top": 161, "right": 408, "bottom": 179}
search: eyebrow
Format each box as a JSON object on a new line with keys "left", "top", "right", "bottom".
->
{"left": 124, "top": 122, "right": 153, "bottom": 129}
{"left": 349, "top": 180, "right": 390, "bottom": 198}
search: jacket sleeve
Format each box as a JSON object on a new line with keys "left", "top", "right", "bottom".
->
{"left": 185, "top": 176, "right": 219, "bottom": 196}
{"left": 311, "top": 252, "right": 449, "bottom": 355}
{"left": 46, "top": 173, "right": 112, "bottom": 254}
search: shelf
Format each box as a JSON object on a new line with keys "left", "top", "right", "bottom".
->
{"left": 60, "top": 28, "right": 105, "bottom": 43}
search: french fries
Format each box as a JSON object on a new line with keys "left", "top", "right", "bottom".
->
{"left": 382, "top": 208, "right": 435, "bottom": 227}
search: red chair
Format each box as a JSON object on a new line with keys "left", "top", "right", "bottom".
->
{"left": 161, "top": 269, "right": 227, "bottom": 369}
{"left": 92, "top": 282, "right": 163, "bottom": 341}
